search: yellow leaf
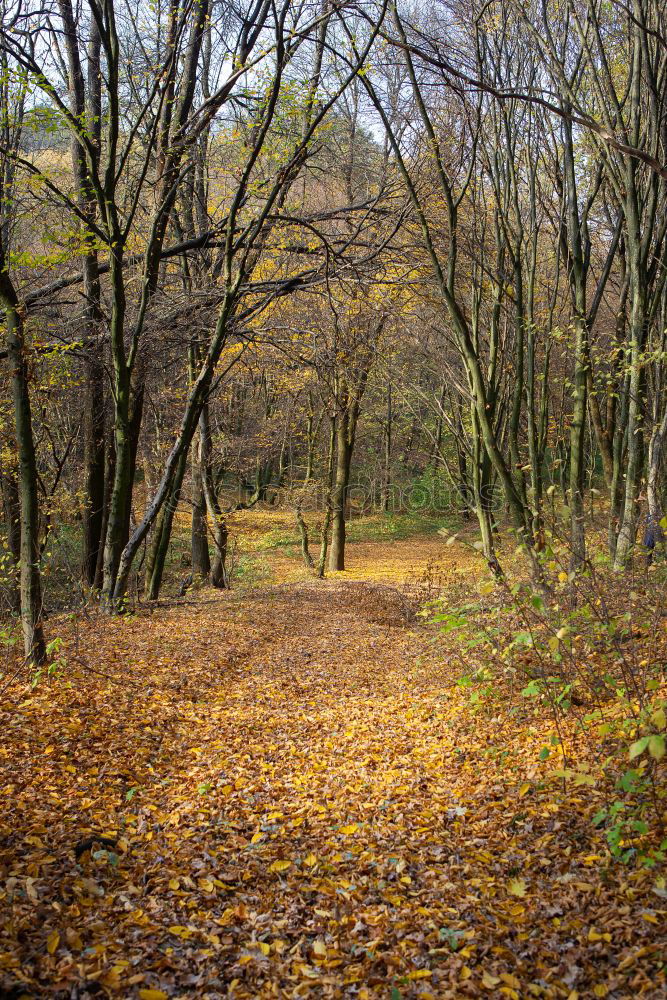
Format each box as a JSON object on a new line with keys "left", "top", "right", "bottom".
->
{"left": 258, "top": 941, "right": 270, "bottom": 956}
{"left": 268, "top": 859, "right": 291, "bottom": 873}
{"left": 199, "top": 878, "right": 214, "bottom": 892}
{"left": 508, "top": 878, "right": 527, "bottom": 897}
{"left": 482, "top": 971, "right": 501, "bottom": 988}
{"left": 651, "top": 708, "right": 666, "bottom": 730}
{"left": 168, "top": 925, "right": 194, "bottom": 939}
{"left": 619, "top": 946, "right": 649, "bottom": 970}
{"left": 303, "top": 853, "right": 317, "bottom": 867}
{"left": 312, "top": 939, "right": 327, "bottom": 957}
{"left": 138, "top": 991, "right": 168, "bottom": 1000}
{"left": 251, "top": 832, "right": 264, "bottom": 844}
{"left": 518, "top": 783, "right": 531, "bottom": 798}
{"left": 168, "top": 878, "right": 180, "bottom": 890}
{"left": 46, "top": 930, "right": 59, "bottom": 954}
{"left": 339, "top": 824, "right": 359, "bottom": 835}
{"left": 407, "top": 969, "right": 432, "bottom": 979}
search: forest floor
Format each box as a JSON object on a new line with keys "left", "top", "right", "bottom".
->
{"left": 1, "top": 513, "right": 666, "bottom": 999}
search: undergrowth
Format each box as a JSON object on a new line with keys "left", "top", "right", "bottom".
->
{"left": 428, "top": 528, "right": 667, "bottom": 868}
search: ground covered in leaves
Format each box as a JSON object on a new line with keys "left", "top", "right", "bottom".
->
{"left": 1, "top": 520, "right": 666, "bottom": 998}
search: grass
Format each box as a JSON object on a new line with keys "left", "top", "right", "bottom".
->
{"left": 244, "top": 510, "right": 458, "bottom": 552}
{"left": 345, "top": 510, "right": 454, "bottom": 543}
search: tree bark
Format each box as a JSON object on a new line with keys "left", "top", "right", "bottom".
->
{"left": 191, "top": 445, "right": 211, "bottom": 581}
{"left": 190, "top": 371, "right": 210, "bottom": 581}
{"left": 318, "top": 415, "right": 337, "bottom": 578}
{"left": 383, "top": 379, "right": 392, "bottom": 512}
{"left": 82, "top": 346, "right": 105, "bottom": 585}
{"left": 0, "top": 456, "right": 20, "bottom": 611}
{"left": 200, "top": 404, "right": 228, "bottom": 588}
{"left": 146, "top": 447, "right": 189, "bottom": 601}
{"left": 0, "top": 275, "right": 46, "bottom": 663}
{"left": 59, "top": 0, "right": 105, "bottom": 587}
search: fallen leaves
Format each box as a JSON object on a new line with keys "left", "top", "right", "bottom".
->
{"left": 507, "top": 877, "right": 528, "bottom": 898}
{"left": 0, "top": 526, "right": 665, "bottom": 997}
{"left": 45, "top": 930, "right": 59, "bottom": 954}
{"left": 267, "top": 859, "right": 292, "bottom": 873}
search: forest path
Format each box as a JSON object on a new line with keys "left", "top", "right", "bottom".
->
{"left": 1, "top": 533, "right": 663, "bottom": 998}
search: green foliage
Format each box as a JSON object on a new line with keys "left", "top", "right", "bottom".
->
{"left": 230, "top": 553, "right": 274, "bottom": 589}
{"left": 347, "top": 512, "right": 448, "bottom": 543}
{"left": 426, "top": 550, "right": 667, "bottom": 865}
{"left": 439, "top": 926, "right": 463, "bottom": 951}
{"left": 0, "top": 624, "right": 19, "bottom": 652}
{"left": 31, "top": 637, "right": 66, "bottom": 688}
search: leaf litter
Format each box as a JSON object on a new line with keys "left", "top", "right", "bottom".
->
{"left": 0, "top": 532, "right": 665, "bottom": 998}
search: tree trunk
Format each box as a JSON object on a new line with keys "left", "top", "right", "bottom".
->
{"left": 0, "top": 457, "right": 20, "bottom": 612}
{"left": 191, "top": 414, "right": 210, "bottom": 581}
{"left": 101, "top": 250, "right": 132, "bottom": 602}
{"left": 146, "top": 447, "right": 189, "bottom": 601}
{"left": 296, "top": 506, "right": 314, "bottom": 568}
{"left": 613, "top": 210, "right": 646, "bottom": 569}
{"left": 569, "top": 316, "right": 588, "bottom": 570}
{"left": 318, "top": 415, "right": 336, "bottom": 578}
{"left": 471, "top": 406, "right": 502, "bottom": 577}
{"left": 94, "top": 429, "right": 115, "bottom": 590}
{"left": 200, "top": 404, "right": 228, "bottom": 588}
{"left": 454, "top": 397, "right": 472, "bottom": 519}
{"left": 646, "top": 411, "right": 667, "bottom": 527}
{"left": 60, "top": 4, "right": 105, "bottom": 587}
{"left": 525, "top": 323, "right": 545, "bottom": 547}
{"left": 0, "top": 277, "right": 46, "bottom": 663}
{"left": 383, "top": 379, "right": 392, "bottom": 512}
{"left": 562, "top": 109, "right": 588, "bottom": 572}
{"left": 608, "top": 371, "right": 630, "bottom": 558}
{"left": 329, "top": 408, "right": 353, "bottom": 572}
{"left": 82, "top": 345, "right": 105, "bottom": 585}
{"left": 208, "top": 514, "right": 228, "bottom": 588}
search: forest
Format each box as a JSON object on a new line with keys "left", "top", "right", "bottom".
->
{"left": 1, "top": 0, "right": 667, "bottom": 996}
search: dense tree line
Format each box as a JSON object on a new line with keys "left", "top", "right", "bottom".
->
{"left": 1, "top": 0, "right": 667, "bottom": 661}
